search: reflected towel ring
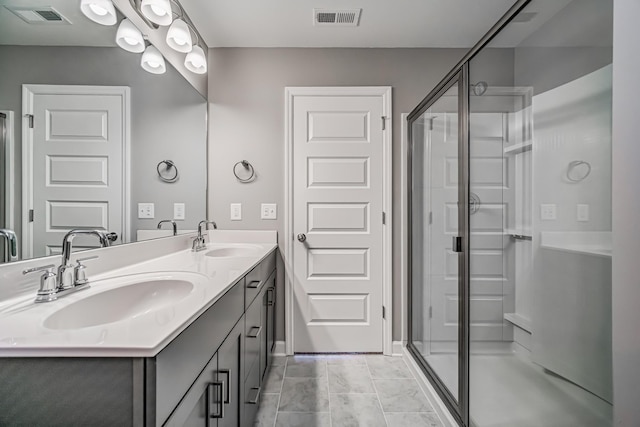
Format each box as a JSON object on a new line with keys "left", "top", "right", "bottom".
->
{"left": 566, "top": 160, "right": 591, "bottom": 183}
{"left": 233, "top": 160, "right": 256, "bottom": 183}
{"left": 157, "top": 160, "right": 179, "bottom": 183}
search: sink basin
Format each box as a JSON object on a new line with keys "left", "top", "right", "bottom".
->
{"left": 205, "top": 244, "right": 261, "bottom": 258}
{"left": 43, "top": 275, "right": 197, "bottom": 330}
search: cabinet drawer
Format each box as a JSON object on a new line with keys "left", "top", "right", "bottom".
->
{"left": 245, "top": 250, "right": 276, "bottom": 308}
{"left": 242, "top": 358, "right": 261, "bottom": 427}
{"left": 244, "top": 295, "right": 262, "bottom": 381}
{"left": 152, "top": 281, "right": 244, "bottom": 426}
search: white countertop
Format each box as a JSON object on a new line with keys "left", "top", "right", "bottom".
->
{"left": 0, "top": 241, "right": 277, "bottom": 358}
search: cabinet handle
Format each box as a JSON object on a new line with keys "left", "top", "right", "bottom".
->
{"left": 247, "top": 280, "right": 262, "bottom": 289}
{"left": 218, "top": 369, "right": 231, "bottom": 404}
{"left": 266, "top": 288, "right": 275, "bottom": 306}
{"left": 247, "top": 326, "right": 262, "bottom": 338}
{"left": 247, "top": 386, "right": 261, "bottom": 405}
{"left": 207, "top": 381, "right": 224, "bottom": 419}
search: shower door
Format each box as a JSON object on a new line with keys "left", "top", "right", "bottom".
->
{"left": 409, "top": 71, "right": 468, "bottom": 420}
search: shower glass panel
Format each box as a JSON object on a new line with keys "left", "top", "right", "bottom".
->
{"left": 410, "top": 78, "right": 461, "bottom": 404}
{"left": 468, "top": 0, "right": 613, "bottom": 426}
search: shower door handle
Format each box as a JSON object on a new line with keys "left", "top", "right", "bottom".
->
{"left": 452, "top": 236, "right": 463, "bottom": 253}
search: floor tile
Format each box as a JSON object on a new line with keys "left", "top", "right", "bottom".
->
{"left": 385, "top": 412, "right": 443, "bottom": 427}
{"left": 278, "top": 377, "right": 329, "bottom": 412}
{"left": 328, "top": 364, "right": 375, "bottom": 393}
{"left": 374, "top": 379, "right": 434, "bottom": 412}
{"left": 271, "top": 356, "right": 288, "bottom": 366}
{"left": 366, "top": 356, "right": 413, "bottom": 379}
{"left": 275, "top": 412, "right": 331, "bottom": 427}
{"left": 263, "top": 364, "right": 286, "bottom": 393}
{"left": 285, "top": 356, "right": 327, "bottom": 378}
{"left": 330, "top": 394, "right": 386, "bottom": 427}
{"left": 324, "top": 354, "right": 367, "bottom": 366}
{"left": 254, "top": 393, "right": 279, "bottom": 427}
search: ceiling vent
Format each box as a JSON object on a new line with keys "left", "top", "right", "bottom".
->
{"left": 313, "top": 9, "right": 361, "bottom": 27}
{"left": 5, "top": 6, "right": 71, "bottom": 25}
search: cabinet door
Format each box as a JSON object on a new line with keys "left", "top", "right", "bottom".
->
{"left": 217, "top": 319, "right": 243, "bottom": 427}
{"left": 266, "top": 281, "right": 276, "bottom": 366}
{"left": 164, "top": 353, "right": 222, "bottom": 427}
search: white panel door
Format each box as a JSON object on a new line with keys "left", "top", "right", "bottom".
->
{"left": 28, "top": 87, "right": 127, "bottom": 256}
{"left": 292, "top": 92, "right": 387, "bottom": 352}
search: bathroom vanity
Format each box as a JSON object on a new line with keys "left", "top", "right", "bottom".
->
{"left": 0, "top": 231, "right": 277, "bottom": 427}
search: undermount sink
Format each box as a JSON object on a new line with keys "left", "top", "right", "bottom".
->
{"left": 43, "top": 274, "right": 199, "bottom": 330}
{"left": 205, "top": 244, "right": 262, "bottom": 258}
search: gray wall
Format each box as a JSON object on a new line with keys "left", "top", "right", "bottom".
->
{"left": 206, "top": 47, "right": 519, "bottom": 341}
{"left": 0, "top": 45, "right": 207, "bottom": 250}
{"left": 612, "top": 0, "right": 640, "bottom": 423}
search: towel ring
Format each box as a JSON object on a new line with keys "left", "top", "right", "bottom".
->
{"left": 157, "top": 160, "right": 179, "bottom": 183}
{"left": 566, "top": 160, "right": 591, "bottom": 183}
{"left": 233, "top": 160, "right": 256, "bottom": 183}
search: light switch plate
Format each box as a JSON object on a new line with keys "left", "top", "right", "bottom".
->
{"left": 138, "top": 203, "right": 154, "bottom": 219}
{"left": 577, "top": 204, "right": 589, "bottom": 222}
{"left": 174, "top": 203, "right": 185, "bottom": 220}
{"left": 230, "top": 203, "right": 242, "bottom": 221}
{"left": 261, "top": 203, "right": 277, "bottom": 220}
{"left": 540, "top": 204, "right": 556, "bottom": 220}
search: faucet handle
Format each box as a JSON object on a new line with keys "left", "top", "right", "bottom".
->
{"left": 74, "top": 256, "right": 98, "bottom": 286}
{"left": 23, "top": 264, "right": 58, "bottom": 301}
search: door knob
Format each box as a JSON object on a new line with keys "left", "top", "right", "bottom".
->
{"left": 297, "top": 233, "right": 307, "bottom": 242}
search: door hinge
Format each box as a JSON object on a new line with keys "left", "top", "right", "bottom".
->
{"left": 27, "top": 114, "right": 34, "bottom": 129}
{"left": 382, "top": 211, "right": 386, "bottom": 225}
{"left": 29, "top": 209, "right": 34, "bottom": 222}
{"left": 429, "top": 306, "right": 432, "bottom": 319}
{"left": 381, "top": 116, "right": 386, "bottom": 130}
{"left": 452, "top": 236, "right": 463, "bottom": 253}
{"left": 382, "top": 305, "right": 386, "bottom": 319}
{"left": 428, "top": 211, "right": 433, "bottom": 225}
{"left": 428, "top": 116, "right": 435, "bottom": 131}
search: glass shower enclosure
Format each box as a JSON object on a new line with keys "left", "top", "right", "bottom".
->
{"left": 407, "top": 0, "right": 613, "bottom": 426}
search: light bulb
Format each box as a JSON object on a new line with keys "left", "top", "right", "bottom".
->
{"left": 140, "top": 0, "right": 173, "bottom": 26}
{"left": 185, "top": 45, "right": 207, "bottom": 74}
{"left": 80, "top": 0, "right": 117, "bottom": 26}
{"left": 116, "top": 19, "right": 145, "bottom": 53}
{"left": 141, "top": 45, "right": 166, "bottom": 74}
{"left": 166, "top": 19, "right": 193, "bottom": 53}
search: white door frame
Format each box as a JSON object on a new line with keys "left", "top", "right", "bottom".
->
{"left": 284, "top": 86, "right": 393, "bottom": 355}
{"left": 22, "top": 84, "right": 131, "bottom": 258}
{"left": 1, "top": 110, "right": 16, "bottom": 233}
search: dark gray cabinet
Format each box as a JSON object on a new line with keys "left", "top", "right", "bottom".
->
{"left": 0, "top": 248, "right": 278, "bottom": 427}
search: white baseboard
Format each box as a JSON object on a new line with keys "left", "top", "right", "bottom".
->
{"left": 402, "top": 347, "right": 457, "bottom": 427}
{"left": 273, "top": 340, "right": 287, "bottom": 356}
{"left": 392, "top": 341, "right": 404, "bottom": 356}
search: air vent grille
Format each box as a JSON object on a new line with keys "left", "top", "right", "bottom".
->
{"left": 313, "top": 9, "right": 361, "bottom": 26}
{"left": 5, "top": 6, "right": 71, "bottom": 24}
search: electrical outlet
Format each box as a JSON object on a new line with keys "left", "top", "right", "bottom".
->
{"left": 174, "top": 203, "right": 185, "bottom": 220}
{"left": 577, "top": 204, "right": 589, "bottom": 222}
{"left": 540, "top": 204, "right": 556, "bottom": 220}
{"left": 138, "top": 203, "right": 155, "bottom": 219}
{"left": 261, "top": 203, "right": 277, "bottom": 220}
{"left": 230, "top": 203, "right": 242, "bottom": 221}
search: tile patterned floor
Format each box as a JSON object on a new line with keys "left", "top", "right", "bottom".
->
{"left": 255, "top": 355, "right": 444, "bottom": 427}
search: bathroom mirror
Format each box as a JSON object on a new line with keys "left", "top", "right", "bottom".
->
{"left": 0, "top": 0, "right": 207, "bottom": 262}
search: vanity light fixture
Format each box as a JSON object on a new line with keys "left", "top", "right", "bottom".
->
{"left": 140, "top": 0, "right": 172, "bottom": 26}
{"left": 116, "top": 19, "right": 145, "bottom": 53}
{"left": 166, "top": 18, "right": 192, "bottom": 53}
{"left": 184, "top": 45, "right": 207, "bottom": 74}
{"left": 80, "top": 0, "right": 117, "bottom": 26}
{"left": 141, "top": 45, "right": 166, "bottom": 74}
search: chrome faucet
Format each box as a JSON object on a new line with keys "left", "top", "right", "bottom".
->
{"left": 192, "top": 220, "right": 217, "bottom": 252}
{"left": 0, "top": 229, "right": 18, "bottom": 262}
{"left": 58, "top": 230, "right": 111, "bottom": 288}
{"left": 158, "top": 219, "right": 178, "bottom": 236}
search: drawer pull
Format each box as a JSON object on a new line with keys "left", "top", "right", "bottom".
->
{"left": 207, "top": 381, "right": 224, "bottom": 419}
{"left": 266, "top": 288, "right": 275, "bottom": 306}
{"left": 218, "top": 369, "right": 231, "bottom": 404}
{"left": 247, "top": 280, "right": 262, "bottom": 289}
{"left": 247, "top": 386, "right": 261, "bottom": 405}
{"left": 247, "top": 326, "right": 262, "bottom": 338}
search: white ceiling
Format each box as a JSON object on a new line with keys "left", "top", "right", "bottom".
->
{"left": 179, "top": 0, "right": 517, "bottom": 48}
{"left": 0, "top": 0, "right": 117, "bottom": 46}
